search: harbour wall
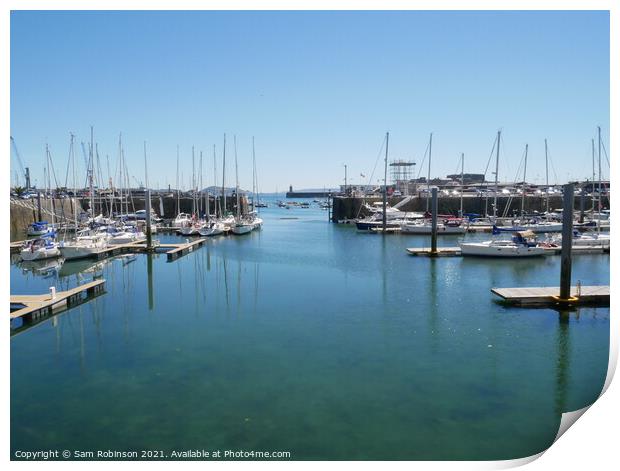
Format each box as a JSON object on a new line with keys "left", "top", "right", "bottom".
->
{"left": 10, "top": 198, "right": 82, "bottom": 240}
{"left": 331, "top": 194, "right": 600, "bottom": 222}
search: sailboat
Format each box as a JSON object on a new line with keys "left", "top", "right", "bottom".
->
{"left": 231, "top": 135, "right": 254, "bottom": 235}
{"left": 59, "top": 127, "right": 109, "bottom": 260}
{"left": 250, "top": 137, "right": 263, "bottom": 230}
{"left": 20, "top": 232, "right": 61, "bottom": 261}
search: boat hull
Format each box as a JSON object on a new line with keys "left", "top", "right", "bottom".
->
{"left": 401, "top": 224, "right": 466, "bottom": 234}
{"left": 20, "top": 246, "right": 61, "bottom": 261}
{"left": 232, "top": 224, "right": 254, "bottom": 235}
{"left": 460, "top": 243, "right": 545, "bottom": 257}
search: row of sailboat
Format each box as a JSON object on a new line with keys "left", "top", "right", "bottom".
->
{"left": 355, "top": 128, "right": 609, "bottom": 240}
{"left": 19, "top": 129, "right": 264, "bottom": 262}
{"left": 173, "top": 135, "right": 263, "bottom": 236}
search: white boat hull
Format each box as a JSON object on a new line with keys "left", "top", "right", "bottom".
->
{"left": 509, "top": 224, "right": 563, "bottom": 233}
{"left": 20, "top": 246, "right": 61, "bottom": 261}
{"left": 59, "top": 237, "right": 108, "bottom": 260}
{"left": 232, "top": 224, "right": 254, "bottom": 235}
{"left": 199, "top": 223, "right": 225, "bottom": 236}
{"left": 401, "top": 224, "right": 466, "bottom": 234}
{"left": 460, "top": 242, "right": 545, "bottom": 257}
{"left": 108, "top": 232, "right": 146, "bottom": 245}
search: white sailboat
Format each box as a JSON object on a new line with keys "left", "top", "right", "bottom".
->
{"left": 60, "top": 127, "right": 109, "bottom": 260}
{"left": 231, "top": 135, "right": 254, "bottom": 235}
{"left": 20, "top": 235, "right": 61, "bottom": 261}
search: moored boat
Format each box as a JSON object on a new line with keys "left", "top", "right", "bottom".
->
{"left": 460, "top": 231, "right": 546, "bottom": 257}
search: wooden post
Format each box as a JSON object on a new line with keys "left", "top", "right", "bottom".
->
{"left": 431, "top": 187, "right": 438, "bottom": 255}
{"left": 145, "top": 189, "right": 153, "bottom": 250}
{"left": 559, "top": 183, "right": 574, "bottom": 300}
{"left": 579, "top": 186, "right": 585, "bottom": 224}
{"left": 37, "top": 191, "right": 42, "bottom": 221}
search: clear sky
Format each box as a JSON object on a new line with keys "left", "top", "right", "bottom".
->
{"left": 10, "top": 10, "right": 610, "bottom": 192}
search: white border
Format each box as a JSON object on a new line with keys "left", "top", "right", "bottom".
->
{"left": 3, "top": 2, "right": 616, "bottom": 469}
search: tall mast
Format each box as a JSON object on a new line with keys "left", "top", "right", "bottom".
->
{"left": 521, "top": 144, "right": 528, "bottom": 217}
{"left": 382, "top": 132, "right": 389, "bottom": 231}
{"left": 234, "top": 135, "right": 240, "bottom": 219}
{"left": 252, "top": 136, "right": 256, "bottom": 211}
{"left": 426, "top": 132, "right": 433, "bottom": 212}
{"left": 222, "top": 134, "right": 227, "bottom": 216}
{"left": 199, "top": 150, "right": 203, "bottom": 217}
{"left": 544, "top": 138, "right": 549, "bottom": 213}
{"left": 493, "top": 130, "right": 500, "bottom": 221}
{"left": 598, "top": 126, "right": 602, "bottom": 234}
{"left": 46, "top": 143, "right": 54, "bottom": 226}
{"left": 176, "top": 145, "right": 180, "bottom": 215}
{"left": 89, "top": 126, "right": 95, "bottom": 220}
{"left": 118, "top": 134, "right": 123, "bottom": 217}
{"left": 213, "top": 144, "right": 218, "bottom": 218}
{"left": 460, "top": 152, "right": 464, "bottom": 217}
{"left": 192, "top": 146, "right": 196, "bottom": 216}
{"left": 70, "top": 133, "right": 77, "bottom": 230}
{"left": 106, "top": 154, "right": 113, "bottom": 219}
{"left": 591, "top": 138, "right": 596, "bottom": 212}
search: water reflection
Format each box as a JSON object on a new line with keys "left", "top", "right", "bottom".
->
{"left": 19, "top": 258, "right": 64, "bottom": 279}
{"left": 554, "top": 309, "right": 571, "bottom": 417}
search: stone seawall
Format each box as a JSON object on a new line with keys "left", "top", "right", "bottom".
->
{"left": 331, "top": 194, "right": 597, "bottom": 222}
{"left": 10, "top": 198, "right": 82, "bottom": 240}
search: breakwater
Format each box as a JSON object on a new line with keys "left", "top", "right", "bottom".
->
{"left": 331, "top": 194, "right": 598, "bottom": 222}
{"left": 10, "top": 194, "right": 250, "bottom": 240}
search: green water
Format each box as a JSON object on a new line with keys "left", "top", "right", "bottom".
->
{"left": 10, "top": 202, "right": 609, "bottom": 460}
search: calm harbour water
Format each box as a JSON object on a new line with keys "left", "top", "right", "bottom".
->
{"left": 10, "top": 200, "right": 610, "bottom": 460}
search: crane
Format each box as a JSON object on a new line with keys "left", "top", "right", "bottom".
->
{"left": 10, "top": 136, "right": 31, "bottom": 188}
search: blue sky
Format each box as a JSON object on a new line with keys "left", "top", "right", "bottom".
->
{"left": 10, "top": 10, "right": 609, "bottom": 191}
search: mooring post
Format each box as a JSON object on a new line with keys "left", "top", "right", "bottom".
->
{"left": 579, "top": 186, "right": 585, "bottom": 224}
{"left": 559, "top": 183, "right": 574, "bottom": 300}
{"left": 145, "top": 189, "right": 153, "bottom": 250}
{"left": 431, "top": 187, "right": 438, "bottom": 255}
{"left": 36, "top": 191, "right": 42, "bottom": 221}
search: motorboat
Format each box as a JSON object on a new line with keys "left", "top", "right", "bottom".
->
{"left": 401, "top": 218, "right": 466, "bottom": 235}
{"left": 107, "top": 226, "right": 147, "bottom": 245}
{"left": 59, "top": 233, "right": 108, "bottom": 260}
{"left": 172, "top": 213, "right": 192, "bottom": 228}
{"left": 460, "top": 231, "right": 546, "bottom": 257}
{"left": 20, "top": 235, "right": 61, "bottom": 261}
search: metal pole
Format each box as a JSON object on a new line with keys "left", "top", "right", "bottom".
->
{"left": 426, "top": 132, "right": 433, "bottom": 212}
{"left": 559, "top": 183, "right": 574, "bottom": 300}
{"left": 431, "top": 187, "right": 438, "bottom": 255}
{"left": 521, "top": 144, "right": 528, "bottom": 216}
{"left": 545, "top": 138, "right": 549, "bottom": 213}
{"left": 382, "top": 132, "right": 389, "bottom": 232}
{"left": 493, "top": 130, "right": 500, "bottom": 221}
